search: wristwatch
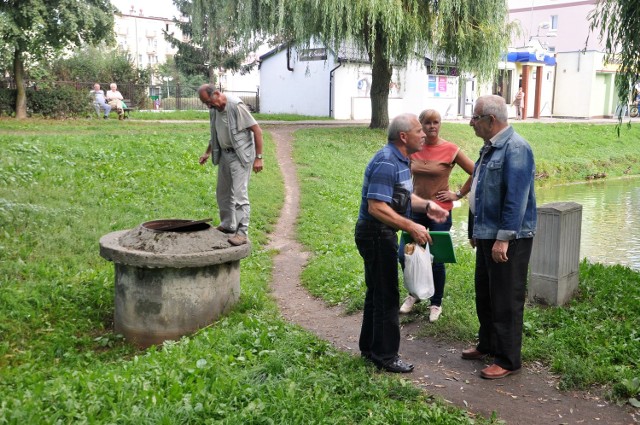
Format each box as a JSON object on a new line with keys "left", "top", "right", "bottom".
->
{"left": 455, "top": 190, "right": 463, "bottom": 199}
{"left": 256, "top": 154, "right": 263, "bottom": 159}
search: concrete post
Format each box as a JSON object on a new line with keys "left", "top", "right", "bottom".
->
{"left": 529, "top": 202, "right": 582, "bottom": 306}
{"left": 521, "top": 65, "right": 530, "bottom": 120}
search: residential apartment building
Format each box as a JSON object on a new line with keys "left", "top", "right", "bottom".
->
{"left": 113, "top": 4, "right": 184, "bottom": 70}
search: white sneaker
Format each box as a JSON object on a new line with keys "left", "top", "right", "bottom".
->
{"left": 399, "top": 296, "right": 417, "bottom": 314}
{"left": 429, "top": 305, "right": 442, "bottom": 322}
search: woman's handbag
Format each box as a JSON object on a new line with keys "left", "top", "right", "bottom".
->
{"left": 403, "top": 243, "right": 434, "bottom": 300}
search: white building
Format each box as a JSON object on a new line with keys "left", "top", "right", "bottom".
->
{"left": 508, "top": 0, "right": 619, "bottom": 119}
{"left": 112, "top": 5, "right": 184, "bottom": 71}
{"left": 111, "top": 1, "right": 262, "bottom": 94}
{"left": 259, "top": 44, "right": 462, "bottom": 120}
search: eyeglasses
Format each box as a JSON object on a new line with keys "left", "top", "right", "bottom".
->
{"left": 470, "top": 114, "right": 491, "bottom": 122}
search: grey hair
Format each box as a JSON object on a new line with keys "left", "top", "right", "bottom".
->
{"left": 198, "top": 84, "right": 216, "bottom": 97}
{"left": 476, "top": 95, "right": 508, "bottom": 122}
{"left": 388, "top": 113, "right": 418, "bottom": 142}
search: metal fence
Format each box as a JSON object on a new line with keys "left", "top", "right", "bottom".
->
{"left": 147, "top": 83, "right": 260, "bottom": 112}
{"left": 7, "top": 80, "right": 260, "bottom": 112}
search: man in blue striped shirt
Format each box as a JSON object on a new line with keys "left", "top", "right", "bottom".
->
{"left": 355, "top": 113, "right": 449, "bottom": 373}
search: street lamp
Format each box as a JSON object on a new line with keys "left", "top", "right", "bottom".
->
{"left": 162, "top": 76, "right": 173, "bottom": 98}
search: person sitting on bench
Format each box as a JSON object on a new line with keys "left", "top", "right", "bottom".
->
{"left": 90, "top": 83, "right": 111, "bottom": 119}
{"left": 106, "top": 83, "right": 125, "bottom": 120}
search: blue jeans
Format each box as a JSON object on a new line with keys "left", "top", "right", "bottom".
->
{"left": 355, "top": 219, "right": 401, "bottom": 364}
{"left": 398, "top": 211, "right": 453, "bottom": 306}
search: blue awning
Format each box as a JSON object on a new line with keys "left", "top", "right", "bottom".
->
{"left": 506, "top": 51, "right": 556, "bottom": 66}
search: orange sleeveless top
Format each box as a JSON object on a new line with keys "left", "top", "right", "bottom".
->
{"left": 410, "top": 140, "right": 460, "bottom": 211}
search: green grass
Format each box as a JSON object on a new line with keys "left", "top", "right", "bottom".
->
{"left": 130, "top": 110, "right": 333, "bottom": 121}
{"left": 0, "top": 119, "right": 494, "bottom": 424}
{"left": 293, "top": 123, "right": 640, "bottom": 400}
{"left": 432, "top": 122, "right": 640, "bottom": 186}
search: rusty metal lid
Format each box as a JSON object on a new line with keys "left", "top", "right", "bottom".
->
{"left": 142, "top": 218, "right": 212, "bottom": 232}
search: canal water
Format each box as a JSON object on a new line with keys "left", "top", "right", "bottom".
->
{"left": 450, "top": 176, "right": 640, "bottom": 271}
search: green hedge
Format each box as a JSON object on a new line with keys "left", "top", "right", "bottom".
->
{"left": 0, "top": 89, "right": 16, "bottom": 116}
{"left": 0, "top": 87, "right": 93, "bottom": 118}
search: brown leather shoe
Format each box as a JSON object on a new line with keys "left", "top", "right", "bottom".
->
{"left": 480, "top": 364, "right": 520, "bottom": 380}
{"left": 228, "top": 234, "right": 248, "bottom": 246}
{"left": 461, "top": 348, "right": 488, "bottom": 360}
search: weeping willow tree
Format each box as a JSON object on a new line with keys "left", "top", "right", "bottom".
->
{"left": 588, "top": 0, "right": 640, "bottom": 125}
{"left": 170, "top": 0, "right": 262, "bottom": 84}
{"left": 235, "top": 0, "right": 511, "bottom": 128}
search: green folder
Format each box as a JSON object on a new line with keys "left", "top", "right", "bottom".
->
{"left": 401, "top": 231, "right": 457, "bottom": 263}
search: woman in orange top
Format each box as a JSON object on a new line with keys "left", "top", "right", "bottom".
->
{"left": 399, "top": 109, "right": 475, "bottom": 321}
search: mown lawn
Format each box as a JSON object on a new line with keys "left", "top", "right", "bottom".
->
{"left": 0, "top": 118, "right": 499, "bottom": 424}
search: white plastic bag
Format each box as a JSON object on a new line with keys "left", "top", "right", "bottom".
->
{"left": 403, "top": 243, "right": 434, "bottom": 300}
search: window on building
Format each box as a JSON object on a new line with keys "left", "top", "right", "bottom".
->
{"left": 550, "top": 15, "right": 558, "bottom": 30}
{"left": 493, "top": 69, "right": 513, "bottom": 103}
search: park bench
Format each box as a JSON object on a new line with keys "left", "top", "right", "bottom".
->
{"left": 114, "top": 99, "right": 134, "bottom": 119}
{"left": 93, "top": 98, "right": 134, "bottom": 119}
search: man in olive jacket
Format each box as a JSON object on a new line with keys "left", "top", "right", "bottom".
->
{"left": 198, "top": 84, "right": 264, "bottom": 246}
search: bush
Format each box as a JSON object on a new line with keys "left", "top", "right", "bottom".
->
{"left": 0, "top": 89, "right": 16, "bottom": 116}
{"left": 0, "top": 86, "right": 93, "bottom": 118}
{"left": 28, "top": 86, "right": 93, "bottom": 118}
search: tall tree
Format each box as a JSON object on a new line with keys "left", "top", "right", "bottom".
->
{"left": 49, "top": 45, "right": 146, "bottom": 86}
{"left": 236, "top": 0, "right": 512, "bottom": 128}
{"left": 0, "top": 0, "right": 115, "bottom": 118}
{"left": 166, "top": 0, "right": 261, "bottom": 84}
{"left": 588, "top": 0, "right": 640, "bottom": 124}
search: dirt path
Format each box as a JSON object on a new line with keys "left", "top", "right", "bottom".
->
{"left": 265, "top": 125, "right": 638, "bottom": 425}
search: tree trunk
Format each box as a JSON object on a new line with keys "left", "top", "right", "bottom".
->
{"left": 13, "top": 49, "right": 27, "bottom": 119}
{"left": 369, "top": 33, "right": 392, "bottom": 129}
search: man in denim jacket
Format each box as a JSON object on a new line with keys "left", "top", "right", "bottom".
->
{"left": 461, "top": 95, "right": 537, "bottom": 380}
{"left": 198, "top": 85, "right": 264, "bottom": 246}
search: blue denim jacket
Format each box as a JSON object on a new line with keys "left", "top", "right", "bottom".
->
{"left": 471, "top": 126, "right": 537, "bottom": 240}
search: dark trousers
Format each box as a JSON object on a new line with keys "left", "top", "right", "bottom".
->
{"left": 355, "top": 220, "right": 400, "bottom": 364}
{"left": 398, "top": 211, "right": 453, "bottom": 306}
{"left": 474, "top": 238, "right": 533, "bottom": 371}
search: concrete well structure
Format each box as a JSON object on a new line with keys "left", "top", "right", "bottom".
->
{"left": 99, "top": 219, "right": 251, "bottom": 348}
